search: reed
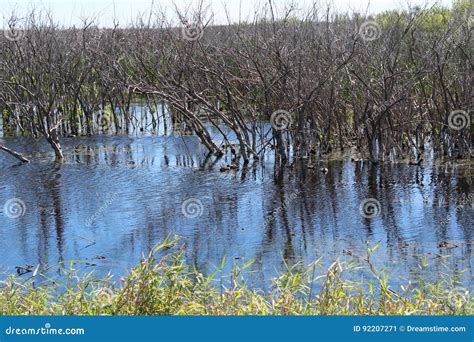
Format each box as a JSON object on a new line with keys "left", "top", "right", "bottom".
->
{"left": 0, "top": 237, "right": 471, "bottom": 316}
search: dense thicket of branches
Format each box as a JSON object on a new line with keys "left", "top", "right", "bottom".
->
{"left": 0, "top": 1, "right": 472, "bottom": 165}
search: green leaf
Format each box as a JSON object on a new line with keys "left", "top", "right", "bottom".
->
{"left": 205, "top": 270, "right": 218, "bottom": 287}
{"left": 220, "top": 255, "right": 227, "bottom": 269}
{"left": 242, "top": 258, "right": 254, "bottom": 270}
{"left": 369, "top": 241, "right": 381, "bottom": 255}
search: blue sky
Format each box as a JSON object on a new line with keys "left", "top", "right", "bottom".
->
{"left": 1, "top": 0, "right": 453, "bottom": 27}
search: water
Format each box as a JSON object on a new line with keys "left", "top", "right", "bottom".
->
{"left": 0, "top": 132, "right": 472, "bottom": 291}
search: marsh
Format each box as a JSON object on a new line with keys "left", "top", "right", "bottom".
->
{"left": 0, "top": 119, "right": 472, "bottom": 290}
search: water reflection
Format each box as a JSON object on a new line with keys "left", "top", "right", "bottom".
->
{"left": 0, "top": 134, "right": 472, "bottom": 290}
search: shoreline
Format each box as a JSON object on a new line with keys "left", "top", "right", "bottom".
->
{"left": 1, "top": 238, "right": 472, "bottom": 316}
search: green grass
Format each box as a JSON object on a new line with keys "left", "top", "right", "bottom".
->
{"left": 0, "top": 237, "right": 472, "bottom": 315}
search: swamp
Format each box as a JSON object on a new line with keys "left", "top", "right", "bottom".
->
{"left": 0, "top": 0, "right": 472, "bottom": 315}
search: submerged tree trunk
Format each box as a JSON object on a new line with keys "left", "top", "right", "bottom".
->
{"left": 0, "top": 144, "right": 30, "bottom": 163}
{"left": 45, "top": 128, "right": 64, "bottom": 161}
{"left": 44, "top": 114, "right": 65, "bottom": 161}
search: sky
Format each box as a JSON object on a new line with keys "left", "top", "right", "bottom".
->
{"left": 1, "top": 0, "right": 453, "bottom": 27}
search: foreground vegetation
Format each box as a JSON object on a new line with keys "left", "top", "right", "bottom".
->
{"left": 0, "top": 238, "right": 471, "bottom": 315}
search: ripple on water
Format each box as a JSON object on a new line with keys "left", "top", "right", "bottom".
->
{"left": 0, "top": 136, "right": 472, "bottom": 289}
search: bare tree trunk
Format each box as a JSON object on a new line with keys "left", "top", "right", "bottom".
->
{"left": 0, "top": 144, "right": 30, "bottom": 163}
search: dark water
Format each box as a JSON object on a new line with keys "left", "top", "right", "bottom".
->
{"left": 0, "top": 130, "right": 472, "bottom": 290}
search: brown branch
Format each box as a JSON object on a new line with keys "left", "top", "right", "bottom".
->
{"left": 0, "top": 145, "right": 30, "bottom": 163}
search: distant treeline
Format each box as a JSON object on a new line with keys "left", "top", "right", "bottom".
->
{"left": 0, "top": 0, "right": 472, "bottom": 163}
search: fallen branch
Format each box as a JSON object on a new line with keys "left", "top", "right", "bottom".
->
{"left": 0, "top": 144, "right": 30, "bottom": 163}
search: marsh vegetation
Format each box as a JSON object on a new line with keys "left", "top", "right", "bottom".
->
{"left": 1, "top": 237, "right": 473, "bottom": 315}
